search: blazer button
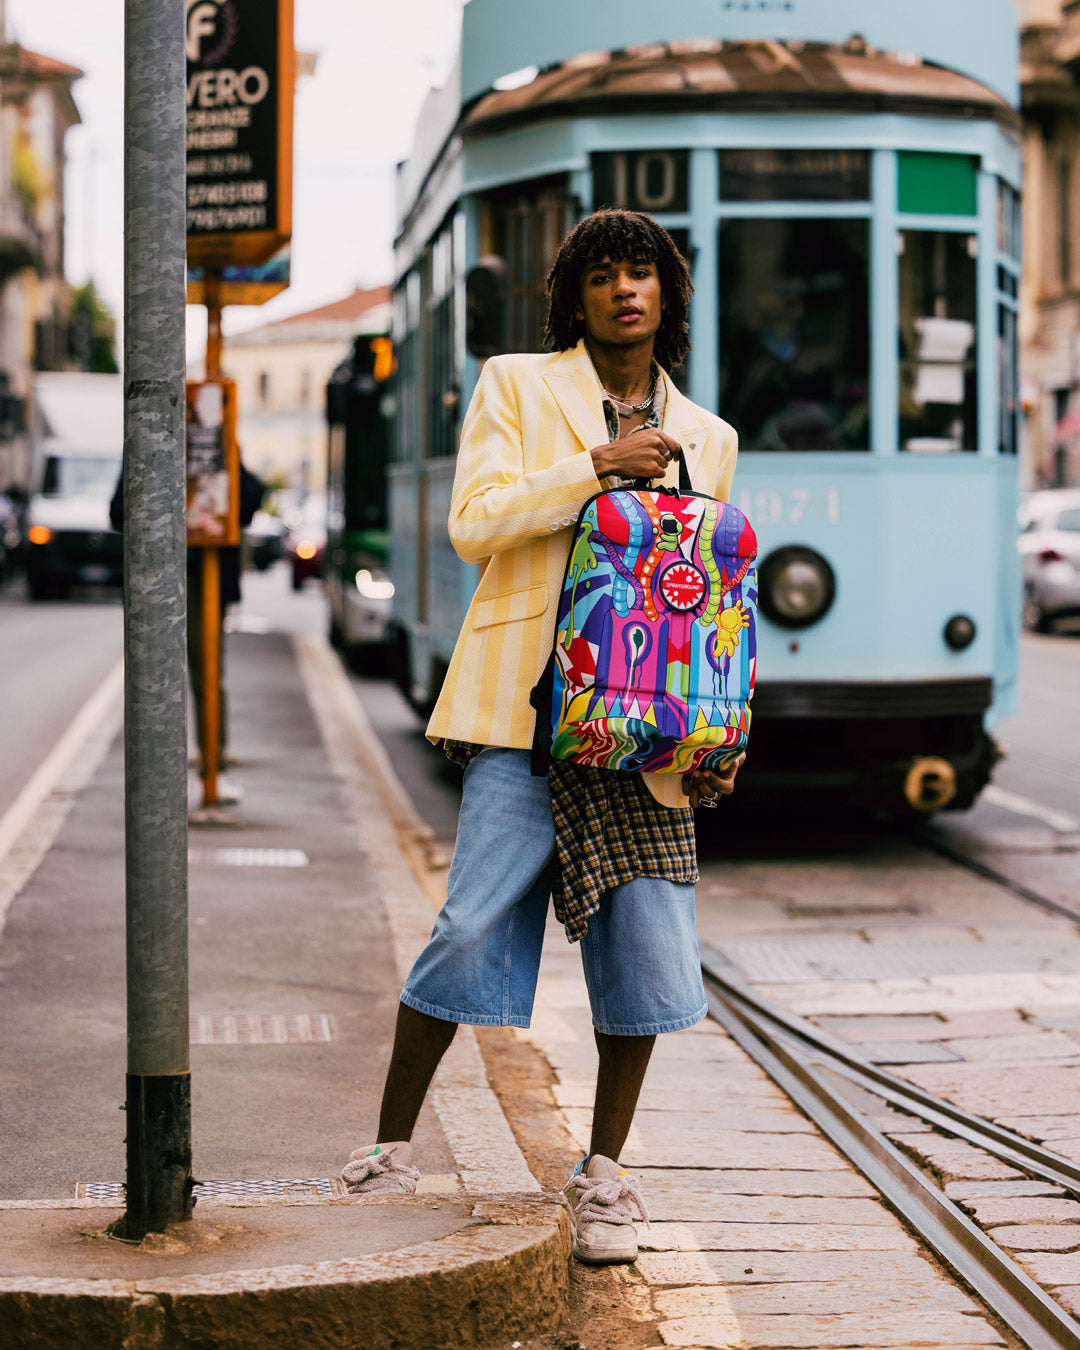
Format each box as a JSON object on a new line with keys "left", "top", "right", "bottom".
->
{"left": 550, "top": 522, "right": 559, "bottom": 531}
{"left": 561, "top": 516, "right": 572, "bottom": 526}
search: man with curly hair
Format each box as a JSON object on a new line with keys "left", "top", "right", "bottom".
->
{"left": 341, "top": 210, "right": 742, "bottom": 1265}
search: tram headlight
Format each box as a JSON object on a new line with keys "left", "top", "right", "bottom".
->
{"left": 943, "top": 614, "right": 977, "bottom": 650}
{"left": 758, "top": 546, "right": 836, "bottom": 629}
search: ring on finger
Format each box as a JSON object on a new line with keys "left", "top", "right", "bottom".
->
{"left": 699, "top": 795, "right": 719, "bottom": 809}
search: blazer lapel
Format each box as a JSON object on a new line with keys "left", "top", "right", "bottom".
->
{"left": 541, "top": 342, "right": 609, "bottom": 455}
{"left": 541, "top": 344, "right": 710, "bottom": 488}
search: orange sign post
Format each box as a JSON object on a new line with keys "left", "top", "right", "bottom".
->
{"left": 185, "top": 0, "right": 294, "bottom": 815}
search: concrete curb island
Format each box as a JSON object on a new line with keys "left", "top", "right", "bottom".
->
{"left": 1, "top": 1196, "right": 569, "bottom": 1350}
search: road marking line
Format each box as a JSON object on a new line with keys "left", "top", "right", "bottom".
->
{"left": 0, "top": 658, "right": 124, "bottom": 939}
{"left": 982, "top": 785, "right": 1080, "bottom": 835}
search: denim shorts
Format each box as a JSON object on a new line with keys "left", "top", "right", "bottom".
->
{"left": 400, "top": 748, "right": 707, "bottom": 1035}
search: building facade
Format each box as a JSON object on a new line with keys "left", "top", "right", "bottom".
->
{"left": 0, "top": 31, "right": 82, "bottom": 492}
{"left": 222, "top": 285, "right": 390, "bottom": 493}
{"left": 1017, "top": 0, "right": 1080, "bottom": 486}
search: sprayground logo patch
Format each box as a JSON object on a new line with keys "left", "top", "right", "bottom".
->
{"left": 659, "top": 562, "right": 706, "bottom": 612}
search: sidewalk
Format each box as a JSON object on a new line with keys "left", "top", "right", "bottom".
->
{"left": 0, "top": 627, "right": 568, "bottom": 1349}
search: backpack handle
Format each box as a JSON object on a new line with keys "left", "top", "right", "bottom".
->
{"left": 632, "top": 453, "right": 694, "bottom": 494}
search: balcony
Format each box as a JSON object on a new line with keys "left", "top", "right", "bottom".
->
{"left": 0, "top": 194, "right": 42, "bottom": 282}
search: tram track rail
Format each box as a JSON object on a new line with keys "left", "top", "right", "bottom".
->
{"left": 918, "top": 826, "right": 1080, "bottom": 929}
{"left": 701, "top": 945, "right": 1080, "bottom": 1350}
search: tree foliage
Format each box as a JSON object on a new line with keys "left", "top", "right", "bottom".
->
{"left": 70, "top": 280, "right": 119, "bottom": 374}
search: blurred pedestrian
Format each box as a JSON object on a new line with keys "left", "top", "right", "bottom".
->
{"left": 110, "top": 459, "right": 264, "bottom": 771}
{"left": 341, "top": 210, "right": 743, "bottom": 1265}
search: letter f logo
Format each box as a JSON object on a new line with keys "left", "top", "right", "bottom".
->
{"left": 187, "top": 0, "right": 222, "bottom": 63}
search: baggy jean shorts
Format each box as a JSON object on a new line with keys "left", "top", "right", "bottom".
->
{"left": 400, "top": 748, "right": 707, "bottom": 1035}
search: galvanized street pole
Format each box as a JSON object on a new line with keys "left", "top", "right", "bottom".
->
{"left": 121, "top": 0, "right": 192, "bottom": 1237}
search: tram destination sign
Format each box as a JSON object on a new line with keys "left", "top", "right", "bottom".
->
{"left": 186, "top": 0, "right": 294, "bottom": 267}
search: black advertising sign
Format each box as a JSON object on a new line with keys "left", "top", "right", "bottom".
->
{"left": 186, "top": 0, "right": 294, "bottom": 266}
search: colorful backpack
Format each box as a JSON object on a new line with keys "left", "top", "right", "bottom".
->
{"left": 531, "top": 465, "right": 757, "bottom": 776}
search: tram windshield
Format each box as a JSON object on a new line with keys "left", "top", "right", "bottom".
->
{"left": 718, "top": 219, "right": 870, "bottom": 451}
{"left": 899, "top": 231, "right": 978, "bottom": 453}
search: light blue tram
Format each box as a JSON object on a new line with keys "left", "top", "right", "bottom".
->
{"left": 388, "top": 0, "right": 1021, "bottom": 813}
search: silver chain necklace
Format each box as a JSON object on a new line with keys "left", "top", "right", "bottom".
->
{"left": 602, "top": 377, "right": 656, "bottom": 418}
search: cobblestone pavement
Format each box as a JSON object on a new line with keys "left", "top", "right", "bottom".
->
{"left": 501, "top": 813, "right": 1080, "bottom": 1349}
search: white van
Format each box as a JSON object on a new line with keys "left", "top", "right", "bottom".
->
{"left": 24, "top": 372, "right": 123, "bottom": 600}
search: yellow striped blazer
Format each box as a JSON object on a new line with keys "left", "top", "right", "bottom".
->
{"left": 426, "top": 339, "right": 739, "bottom": 808}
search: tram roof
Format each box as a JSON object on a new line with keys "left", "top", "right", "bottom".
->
{"left": 461, "top": 0, "right": 1019, "bottom": 109}
{"left": 462, "top": 39, "right": 1019, "bottom": 138}
{"left": 396, "top": 0, "right": 1019, "bottom": 233}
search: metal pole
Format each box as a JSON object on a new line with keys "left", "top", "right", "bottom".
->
{"left": 121, "top": 0, "right": 191, "bottom": 1236}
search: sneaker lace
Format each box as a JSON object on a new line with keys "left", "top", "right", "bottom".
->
{"left": 340, "top": 1149, "right": 420, "bottom": 1192}
{"left": 569, "top": 1172, "right": 650, "bottom": 1228}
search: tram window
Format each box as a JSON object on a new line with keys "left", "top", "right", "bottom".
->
{"left": 428, "top": 294, "right": 457, "bottom": 459}
{"left": 898, "top": 231, "right": 977, "bottom": 453}
{"left": 998, "top": 181, "right": 1021, "bottom": 261}
{"left": 998, "top": 305, "right": 1018, "bottom": 457}
{"left": 428, "top": 225, "right": 459, "bottom": 459}
{"left": 718, "top": 150, "right": 869, "bottom": 202}
{"left": 717, "top": 218, "right": 870, "bottom": 450}
{"left": 392, "top": 328, "right": 418, "bottom": 466}
{"left": 489, "top": 178, "right": 572, "bottom": 353}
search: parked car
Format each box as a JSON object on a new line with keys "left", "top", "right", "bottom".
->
{"left": 1019, "top": 488, "right": 1080, "bottom": 631}
{"left": 284, "top": 494, "right": 327, "bottom": 590}
{"left": 24, "top": 373, "right": 123, "bottom": 600}
{"left": 243, "top": 508, "right": 288, "bottom": 571}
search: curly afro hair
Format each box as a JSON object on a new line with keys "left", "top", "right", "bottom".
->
{"left": 543, "top": 209, "right": 693, "bottom": 370}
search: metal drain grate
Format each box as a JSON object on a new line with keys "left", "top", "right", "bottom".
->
{"left": 190, "top": 1013, "right": 333, "bottom": 1045}
{"left": 76, "top": 1177, "right": 344, "bottom": 1202}
{"left": 188, "top": 847, "right": 309, "bottom": 868}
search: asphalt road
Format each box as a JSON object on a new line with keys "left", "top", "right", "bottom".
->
{"left": 0, "top": 574, "right": 123, "bottom": 822}
{"left": 991, "top": 627, "right": 1080, "bottom": 825}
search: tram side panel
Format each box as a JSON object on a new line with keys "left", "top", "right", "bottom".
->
{"left": 737, "top": 454, "right": 1018, "bottom": 812}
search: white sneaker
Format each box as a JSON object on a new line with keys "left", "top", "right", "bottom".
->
{"left": 340, "top": 1140, "right": 420, "bottom": 1195}
{"left": 562, "top": 1154, "right": 649, "bottom": 1264}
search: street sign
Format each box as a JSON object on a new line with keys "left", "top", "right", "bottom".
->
{"left": 186, "top": 0, "right": 294, "bottom": 267}
{"left": 185, "top": 379, "right": 239, "bottom": 547}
